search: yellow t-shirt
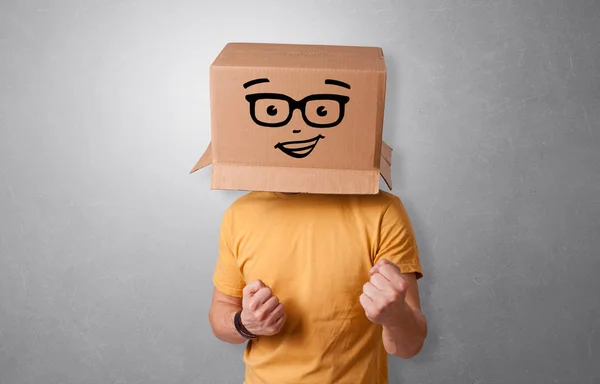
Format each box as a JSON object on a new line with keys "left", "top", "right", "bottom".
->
{"left": 213, "top": 190, "right": 423, "bottom": 384}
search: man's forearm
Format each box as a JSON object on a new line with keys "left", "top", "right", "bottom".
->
{"left": 382, "top": 304, "right": 427, "bottom": 358}
{"left": 209, "top": 302, "right": 247, "bottom": 344}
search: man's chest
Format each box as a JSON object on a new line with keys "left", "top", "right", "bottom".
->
{"left": 233, "top": 215, "right": 377, "bottom": 317}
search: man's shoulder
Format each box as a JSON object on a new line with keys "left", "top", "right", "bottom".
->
{"left": 368, "top": 189, "right": 401, "bottom": 203}
{"left": 222, "top": 191, "right": 274, "bottom": 216}
{"left": 348, "top": 189, "right": 403, "bottom": 211}
{"left": 232, "top": 191, "right": 275, "bottom": 205}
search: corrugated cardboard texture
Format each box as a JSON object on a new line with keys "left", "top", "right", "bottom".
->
{"left": 213, "top": 165, "right": 380, "bottom": 195}
{"left": 191, "top": 42, "right": 391, "bottom": 195}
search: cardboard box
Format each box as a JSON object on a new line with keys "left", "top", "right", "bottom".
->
{"left": 190, "top": 42, "right": 393, "bottom": 194}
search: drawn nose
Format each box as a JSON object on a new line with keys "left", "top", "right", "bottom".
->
{"left": 292, "top": 129, "right": 301, "bottom": 134}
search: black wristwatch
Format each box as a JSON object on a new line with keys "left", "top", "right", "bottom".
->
{"left": 234, "top": 310, "right": 257, "bottom": 339}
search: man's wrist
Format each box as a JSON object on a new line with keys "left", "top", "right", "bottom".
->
{"left": 383, "top": 303, "right": 417, "bottom": 331}
{"left": 234, "top": 309, "right": 257, "bottom": 339}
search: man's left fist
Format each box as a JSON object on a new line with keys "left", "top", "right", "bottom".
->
{"left": 360, "top": 258, "right": 410, "bottom": 326}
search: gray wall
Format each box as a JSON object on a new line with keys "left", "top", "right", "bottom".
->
{"left": 1, "top": 0, "right": 599, "bottom": 383}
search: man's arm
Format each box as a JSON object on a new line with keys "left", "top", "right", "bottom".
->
{"left": 360, "top": 260, "right": 427, "bottom": 359}
{"left": 362, "top": 195, "right": 427, "bottom": 358}
{"left": 209, "top": 280, "right": 287, "bottom": 344}
{"left": 380, "top": 271, "right": 427, "bottom": 358}
{"left": 208, "top": 287, "right": 246, "bottom": 344}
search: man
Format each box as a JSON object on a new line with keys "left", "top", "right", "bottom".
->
{"left": 208, "top": 189, "right": 427, "bottom": 384}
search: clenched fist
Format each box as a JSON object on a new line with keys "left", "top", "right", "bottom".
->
{"left": 240, "top": 280, "right": 286, "bottom": 336}
{"left": 360, "top": 258, "right": 410, "bottom": 326}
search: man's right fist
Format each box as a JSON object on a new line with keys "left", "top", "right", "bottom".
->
{"left": 240, "top": 280, "right": 286, "bottom": 336}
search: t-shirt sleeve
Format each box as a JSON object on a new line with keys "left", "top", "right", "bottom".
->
{"left": 374, "top": 195, "right": 423, "bottom": 279}
{"left": 212, "top": 208, "right": 246, "bottom": 297}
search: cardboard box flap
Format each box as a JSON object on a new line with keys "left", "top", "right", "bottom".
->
{"left": 190, "top": 140, "right": 393, "bottom": 190}
{"left": 212, "top": 164, "right": 380, "bottom": 194}
{"left": 380, "top": 140, "right": 393, "bottom": 190}
{"left": 189, "top": 142, "right": 212, "bottom": 174}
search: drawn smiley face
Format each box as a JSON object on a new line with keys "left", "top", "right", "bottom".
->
{"left": 243, "top": 78, "right": 351, "bottom": 159}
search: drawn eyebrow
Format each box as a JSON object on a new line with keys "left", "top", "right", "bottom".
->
{"left": 243, "top": 78, "right": 270, "bottom": 88}
{"left": 325, "top": 79, "right": 351, "bottom": 89}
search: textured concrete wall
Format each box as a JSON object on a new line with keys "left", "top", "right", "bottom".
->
{"left": 1, "top": 1, "right": 599, "bottom": 383}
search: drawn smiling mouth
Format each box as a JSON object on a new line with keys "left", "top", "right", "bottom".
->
{"left": 274, "top": 135, "right": 325, "bottom": 159}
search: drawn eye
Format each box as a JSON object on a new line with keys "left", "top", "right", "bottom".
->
{"left": 253, "top": 99, "right": 289, "bottom": 125}
{"left": 305, "top": 100, "right": 340, "bottom": 126}
{"left": 316, "top": 106, "right": 327, "bottom": 117}
{"left": 267, "top": 105, "right": 278, "bottom": 116}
